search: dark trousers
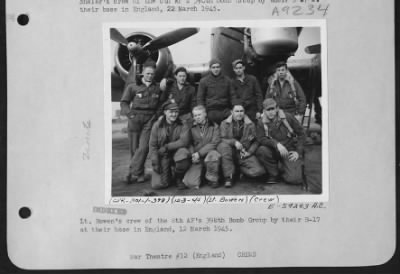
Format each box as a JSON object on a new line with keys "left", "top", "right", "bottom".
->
{"left": 184, "top": 150, "right": 221, "bottom": 186}
{"left": 218, "top": 142, "right": 265, "bottom": 178}
{"left": 159, "top": 148, "right": 191, "bottom": 186}
{"left": 207, "top": 108, "right": 231, "bottom": 124}
{"left": 256, "top": 145, "right": 280, "bottom": 179}
{"left": 127, "top": 113, "right": 154, "bottom": 176}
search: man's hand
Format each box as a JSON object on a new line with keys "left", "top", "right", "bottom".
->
{"left": 158, "top": 146, "right": 168, "bottom": 155}
{"left": 160, "top": 78, "right": 167, "bottom": 91}
{"left": 160, "top": 78, "right": 174, "bottom": 91}
{"left": 192, "top": 152, "right": 200, "bottom": 164}
{"left": 256, "top": 112, "right": 261, "bottom": 119}
{"left": 276, "top": 143, "right": 289, "bottom": 158}
{"left": 288, "top": 151, "right": 299, "bottom": 162}
{"left": 124, "top": 109, "right": 135, "bottom": 119}
{"left": 240, "top": 149, "right": 250, "bottom": 159}
{"left": 152, "top": 161, "right": 161, "bottom": 174}
{"left": 121, "top": 107, "right": 134, "bottom": 119}
{"left": 234, "top": 141, "right": 243, "bottom": 151}
{"left": 295, "top": 114, "right": 302, "bottom": 122}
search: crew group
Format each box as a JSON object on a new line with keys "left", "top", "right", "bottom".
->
{"left": 120, "top": 58, "right": 306, "bottom": 189}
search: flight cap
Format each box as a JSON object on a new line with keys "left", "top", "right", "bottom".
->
{"left": 162, "top": 101, "right": 179, "bottom": 111}
{"left": 209, "top": 58, "right": 221, "bottom": 67}
{"left": 263, "top": 98, "right": 277, "bottom": 109}
{"left": 232, "top": 59, "right": 244, "bottom": 67}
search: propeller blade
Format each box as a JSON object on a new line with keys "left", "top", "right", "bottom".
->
{"left": 142, "top": 28, "right": 199, "bottom": 50}
{"left": 110, "top": 28, "right": 128, "bottom": 46}
{"left": 125, "top": 58, "right": 137, "bottom": 86}
{"left": 305, "top": 44, "right": 321, "bottom": 54}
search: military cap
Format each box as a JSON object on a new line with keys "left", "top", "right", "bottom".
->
{"left": 209, "top": 58, "right": 221, "bottom": 67}
{"left": 162, "top": 100, "right": 179, "bottom": 111}
{"left": 232, "top": 59, "right": 244, "bottom": 67}
{"left": 262, "top": 98, "right": 277, "bottom": 109}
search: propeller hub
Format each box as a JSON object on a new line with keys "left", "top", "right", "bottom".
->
{"left": 127, "top": 42, "right": 136, "bottom": 51}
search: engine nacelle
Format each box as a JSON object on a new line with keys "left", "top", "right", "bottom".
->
{"left": 114, "top": 31, "right": 173, "bottom": 82}
{"left": 250, "top": 27, "right": 300, "bottom": 56}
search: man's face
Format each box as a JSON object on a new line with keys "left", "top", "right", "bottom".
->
{"left": 276, "top": 65, "right": 287, "bottom": 80}
{"left": 232, "top": 105, "right": 245, "bottom": 121}
{"left": 175, "top": 71, "right": 187, "bottom": 85}
{"left": 164, "top": 109, "right": 179, "bottom": 124}
{"left": 210, "top": 63, "right": 221, "bottom": 76}
{"left": 142, "top": 67, "right": 155, "bottom": 82}
{"left": 192, "top": 109, "right": 207, "bottom": 125}
{"left": 233, "top": 63, "right": 245, "bottom": 77}
{"left": 264, "top": 104, "right": 278, "bottom": 120}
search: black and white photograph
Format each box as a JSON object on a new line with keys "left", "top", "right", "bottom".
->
{"left": 106, "top": 23, "right": 327, "bottom": 199}
{"left": 106, "top": 22, "right": 327, "bottom": 200}
{"left": 5, "top": 0, "right": 397, "bottom": 270}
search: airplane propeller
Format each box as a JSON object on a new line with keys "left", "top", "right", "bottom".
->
{"left": 110, "top": 28, "right": 199, "bottom": 83}
{"left": 110, "top": 28, "right": 128, "bottom": 46}
{"left": 142, "top": 28, "right": 199, "bottom": 51}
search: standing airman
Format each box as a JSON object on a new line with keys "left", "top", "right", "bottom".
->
{"left": 163, "top": 66, "right": 196, "bottom": 123}
{"left": 120, "top": 61, "right": 166, "bottom": 184}
{"left": 230, "top": 59, "right": 264, "bottom": 122}
{"left": 197, "top": 59, "right": 234, "bottom": 124}
{"left": 265, "top": 62, "right": 306, "bottom": 119}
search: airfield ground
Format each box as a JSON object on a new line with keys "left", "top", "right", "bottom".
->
{"left": 111, "top": 120, "right": 322, "bottom": 197}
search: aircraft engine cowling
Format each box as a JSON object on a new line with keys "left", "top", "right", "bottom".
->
{"left": 250, "top": 27, "right": 300, "bottom": 56}
{"left": 114, "top": 32, "right": 173, "bottom": 83}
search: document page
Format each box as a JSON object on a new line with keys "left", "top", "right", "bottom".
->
{"left": 6, "top": 0, "right": 395, "bottom": 269}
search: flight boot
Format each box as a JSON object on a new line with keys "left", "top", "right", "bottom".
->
{"left": 126, "top": 174, "right": 137, "bottom": 184}
{"left": 137, "top": 174, "right": 146, "bottom": 183}
{"left": 266, "top": 176, "right": 280, "bottom": 184}
{"left": 224, "top": 175, "right": 234, "bottom": 188}
{"left": 176, "top": 177, "right": 187, "bottom": 190}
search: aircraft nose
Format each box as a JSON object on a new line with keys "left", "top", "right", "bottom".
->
{"left": 250, "top": 27, "right": 299, "bottom": 56}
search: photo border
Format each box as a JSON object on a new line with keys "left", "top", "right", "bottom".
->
{"left": 103, "top": 19, "right": 329, "bottom": 204}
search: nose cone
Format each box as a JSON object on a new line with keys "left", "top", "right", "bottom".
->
{"left": 127, "top": 42, "right": 136, "bottom": 51}
{"left": 251, "top": 27, "right": 299, "bottom": 56}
